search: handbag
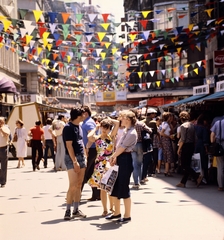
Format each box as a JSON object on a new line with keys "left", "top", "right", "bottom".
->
{"left": 27, "top": 139, "right": 32, "bottom": 147}
{"left": 191, "top": 153, "right": 201, "bottom": 173}
{"left": 12, "top": 129, "right": 18, "bottom": 142}
{"left": 9, "top": 143, "right": 17, "bottom": 157}
{"left": 209, "top": 121, "right": 224, "bottom": 157}
{"left": 100, "top": 165, "right": 119, "bottom": 195}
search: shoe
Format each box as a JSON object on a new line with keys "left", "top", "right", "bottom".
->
{"left": 64, "top": 209, "right": 71, "bottom": 220}
{"left": 131, "top": 184, "right": 140, "bottom": 190}
{"left": 196, "top": 175, "right": 203, "bottom": 187}
{"left": 105, "top": 214, "right": 121, "bottom": 220}
{"left": 72, "top": 209, "right": 86, "bottom": 218}
{"left": 140, "top": 180, "right": 146, "bottom": 185}
{"left": 1, "top": 184, "right": 5, "bottom": 188}
{"left": 44, "top": 166, "right": 47, "bottom": 168}
{"left": 218, "top": 187, "right": 224, "bottom": 191}
{"left": 36, "top": 165, "right": 40, "bottom": 170}
{"left": 117, "top": 217, "right": 131, "bottom": 223}
{"left": 16, "top": 164, "right": 20, "bottom": 168}
{"left": 176, "top": 183, "right": 185, "bottom": 188}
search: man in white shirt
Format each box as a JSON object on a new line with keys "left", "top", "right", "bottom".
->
{"left": 0, "top": 117, "right": 10, "bottom": 187}
{"left": 43, "top": 118, "right": 55, "bottom": 168}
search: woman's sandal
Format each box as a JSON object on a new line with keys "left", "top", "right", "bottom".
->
{"left": 102, "top": 211, "right": 109, "bottom": 217}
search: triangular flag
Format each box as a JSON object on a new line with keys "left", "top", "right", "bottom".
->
{"left": 49, "top": 23, "right": 58, "bottom": 34}
{"left": 145, "top": 60, "right": 150, "bottom": 65}
{"left": 2, "top": 19, "right": 11, "bottom": 31}
{"left": 76, "top": 14, "right": 83, "bottom": 23}
{"left": 205, "top": 8, "right": 214, "bottom": 18}
{"left": 95, "top": 49, "right": 103, "bottom": 56}
{"left": 112, "top": 48, "right": 118, "bottom": 55}
{"left": 104, "top": 42, "right": 111, "bottom": 49}
{"left": 207, "top": 19, "right": 215, "bottom": 26}
{"left": 139, "top": 20, "right": 148, "bottom": 30}
{"left": 139, "top": 83, "right": 142, "bottom": 89}
{"left": 102, "top": 13, "right": 110, "bottom": 23}
{"left": 53, "top": 53, "right": 58, "bottom": 60}
{"left": 100, "top": 23, "right": 110, "bottom": 31}
{"left": 97, "top": 32, "right": 106, "bottom": 42}
{"left": 3, "top": 6, "right": 14, "bottom": 14}
{"left": 20, "top": 28, "right": 27, "bottom": 38}
{"left": 193, "top": 68, "right": 198, "bottom": 75}
{"left": 19, "top": 9, "right": 28, "bottom": 19}
{"left": 100, "top": 52, "right": 106, "bottom": 60}
{"left": 147, "top": 82, "right": 151, "bottom": 88}
{"left": 129, "top": 34, "right": 137, "bottom": 42}
{"left": 62, "top": 24, "right": 70, "bottom": 40}
{"left": 142, "top": 11, "right": 152, "bottom": 18}
{"left": 33, "top": 10, "right": 43, "bottom": 22}
{"left": 149, "top": 71, "right": 155, "bottom": 77}
{"left": 61, "top": 13, "right": 70, "bottom": 24}
{"left": 25, "top": 35, "right": 33, "bottom": 45}
{"left": 88, "top": 14, "right": 97, "bottom": 22}
{"left": 67, "top": 55, "right": 71, "bottom": 63}
{"left": 138, "top": 72, "right": 143, "bottom": 78}
{"left": 48, "top": 12, "right": 58, "bottom": 24}
{"left": 156, "top": 81, "right": 161, "bottom": 87}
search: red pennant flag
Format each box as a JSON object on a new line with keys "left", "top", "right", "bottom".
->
{"left": 32, "top": 49, "right": 36, "bottom": 55}
{"left": 37, "top": 22, "right": 45, "bottom": 28}
{"left": 60, "top": 51, "right": 66, "bottom": 59}
{"left": 56, "top": 40, "right": 63, "bottom": 46}
{"left": 133, "top": 42, "right": 139, "bottom": 47}
{"left": 180, "top": 74, "right": 184, "bottom": 80}
{"left": 102, "top": 14, "right": 109, "bottom": 23}
{"left": 190, "top": 44, "right": 195, "bottom": 51}
{"left": 139, "top": 20, "right": 148, "bottom": 30}
{"left": 39, "top": 27, "right": 47, "bottom": 38}
{"left": 143, "top": 53, "right": 148, "bottom": 59}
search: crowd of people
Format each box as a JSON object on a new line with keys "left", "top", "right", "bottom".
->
{"left": 0, "top": 105, "right": 224, "bottom": 223}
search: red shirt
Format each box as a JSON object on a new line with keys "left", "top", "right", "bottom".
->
{"left": 30, "top": 126, "right": 44, "bottom": 140}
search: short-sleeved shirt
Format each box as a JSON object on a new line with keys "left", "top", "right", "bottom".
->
{"left": 117, "top": 127, "right": 137, "bottom": 152}
{"left": 210, "top": 120, "right": 224, "bottom": 142}
{"left": 81, "top": 117, "right": 96, "bottom": 148}
{"left": 62, "top": 122, "right": 84, "bottom": 155}
{"left": 180, "top": 121, "right": 196, "bottom": 144}
{"left": 43, "top": 125, "right": 52, "bottom": 140}
{"left": 30, "top": 126, "right": 44, "bottom": 140}
{"left": 135, "top": 120, "right": 152, "bottom": 142}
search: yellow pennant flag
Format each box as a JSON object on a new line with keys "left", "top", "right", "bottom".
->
{"left": 112, "top": 48, "right": 118, "bottom": 55}
{"left": 25, "top": 35, "right": 33, "bottom": 45}
{"left": 89, "top": 69, "right": 95, "bottom": 73}
{"left": 47, "top": 44, "right": 52, "bottom": 51}
{"left": 33, "top": 10, "right": 43, "bottom": 22}
{"left": 45, "top": 59, "right": 50, "bottom": 66}
{"left": 0, "top": 43, "right": 4, "bottom": 49}
{"left": 0, "top": 16, "right": 7, "bottom": 21}
{"left": 176, "top": 47, "right": 182, "bottom": 54}
{"left": 104, "top": 42, "right": 111, "bottom": 49}
{"left": 43, "top": 39, "right": 48, "bottom": 47}
{"left": 2, "top": 19, "right": 11, "bottom": 31}
{"left": 193, "top": 68, "right": 198, "bottom": 75}
{"left": 196, "top": 45, "right": 201, "bottom": 51}
{"left": 100, "top": 23, "right": 110, "bottom": 31}
{"left": 37, "top": 47, "right": 43, "bottom": 56}
{"left": 156, "top": 81, "right": 161, "bottom": 87}
{"left": 142, "top": 11, "right": 152, "bottom": 18}
{"left": 205, "top": 8, "right": 214, "bottom": 18}
{"left": 188, "top": 24, "right": 194, "bottom": 31}
{"left": 94, "top": 65, "right": 100, "bottom": 69}
{"left": 129, "top": 34, "right": 137, "bottom": 42}
{"left": 67, "top": 55, "right": 71, "bottom": 63}
{"left": 184, "top": 64, "right": 190, "bottom": 68}
{"left": 42, "top": 32, "right": 50, "bottom": 40}
{"left": 145, "top": 60, "right": 151, "bottom": 65}
{"left": 100, "top": 52, "right": 106, "bottom": 60}
{"left": 194, "top": 31, "right": 200, "bottom": 35}
{"left": 123, "top": 56, "right": 129, "bottom": 60}
{"left": 137, "top": 72, "right": 143, "bottom": 78}
{"left": 97, "top": 32, "right": 106, "bottom": 42}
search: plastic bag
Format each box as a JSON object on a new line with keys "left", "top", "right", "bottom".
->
{"left": 100, "top": 165, "right": 119, "bottom": 195}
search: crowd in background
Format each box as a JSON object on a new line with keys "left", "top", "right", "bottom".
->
{"left": 0, "top": 105, "right": 224, "bottom": 222}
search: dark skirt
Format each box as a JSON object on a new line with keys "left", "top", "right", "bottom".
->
{"left": 111, "top": 152, "right": 133, "bottom": 199}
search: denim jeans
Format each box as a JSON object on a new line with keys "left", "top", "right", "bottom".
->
{"left": 44, "top": 139, "right": 55, "bottom": 167}
{"left": 131, "top": 142, "right": 143, "bottom": 185}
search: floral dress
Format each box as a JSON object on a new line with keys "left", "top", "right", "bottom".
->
{"left": 88, "top": 135, "right": 113, "bottom": 188}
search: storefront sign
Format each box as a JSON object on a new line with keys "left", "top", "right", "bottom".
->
{"left": 193, "top": 85, "right": 209, "bottom": 95}
{"left": 139, "top": 99, "right": 147, "bottom": 107}
{"left": 103, "top": 92, "right": 115, "bottom": 101}
{"left": 214, "top": 51, "right": 224, "bottom": 68}
{"left": 148, "top": 93, "right": 171, "bottom": 97}
{"left": 116, "top": 90, "right": 127, "bottom": 100}
{"left": 20, "top": 94, "right": 42, "bottom": 104}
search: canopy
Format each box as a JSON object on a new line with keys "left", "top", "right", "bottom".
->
{"left": 161, "top": 94, "right": 208, "bottom": 108}
{"left": 192, "top": 91, "right": 224, "bottom": 104}
{"left": 0, "top": 77, "right": 17, "bottom": 94}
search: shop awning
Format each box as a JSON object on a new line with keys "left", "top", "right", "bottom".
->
{"left": 161, "top": 94, "right": 208, "bottom": 108}
{"left": 192, "top": 91, "right": 224, "bottom": 104}
{"left": 0, "top": 77, "right": 18, "bottom": 94}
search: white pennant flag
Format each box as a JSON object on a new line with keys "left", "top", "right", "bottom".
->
{"left": 196, "top": 61, "right": 202, "bottom": 67}
{"left": 81, "top": 57, "right": 87, "bottom": 63}
{"left": 96, "top": 48, "right": 103, "bottom": 56}
{"left": 3, "top": 5, "right": 14, "bottom": 14}
{"left": 20, "top": 28, "right": 27, "bottom": 38}
{"left": 207, "top": 19, "right": 215, "bottom": 26}
{"left": 27, "top": 25, "right": 36, "bottom": 35}
{"left": 49, "top": 23, "right": 58, "bottom": 34}
{"left": 88, "top": 14, "right": 97, "bottom": 22}
{"left": 159, "top": 44, "right": 165, "bottom": 50}
{"left": 147, "top": 82, "right": 151, "bottom": 88}
{"left": 139, "top": 83, "right": 142, "bottom": 89}
{"left": 68, "top": 51, "right": 73, "bottom": 58}
{"left": 23, "top": 46, "right": 29, "bottom": 53}
{"left": 175, "top": 77, "right": 179, "bottom": 82}
{"left": 149, "top": 71, "right": 155, "bottom": 77}
{"left": 142, "top": 30, "right": 150, "bottom": 40}
{"left": 29, "top": 40, "right": 35, "bottom": 48}
{"left": 126, "top": 21, "right": 136, "bottom": 30}
{"left": 86, "top": 35, "right": 93, "bottom": 42}
{"left": 23, "top": 20, "right": 32, "bottom": 29}
{"left": 161, "top": 69, "right": 166, "bottom": 76}
{"left": 82, "top": 65, "right": 88, "bottom": 70}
